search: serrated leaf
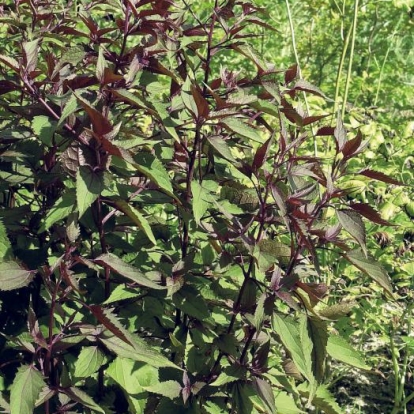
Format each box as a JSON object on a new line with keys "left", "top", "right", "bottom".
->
{"left": 307, "top": 317, "right": 328, "bottom": 381}
{"left": 107, "top": 357, "right": 156, "bottom": 414}
{"left": 0, "top": 220, "right": 13, "bottom": 260}
{"left": 103, "top": 284, "right": 141, "bottom": 305}
{"left": 253, "top": 292, "right": 266, "bottom": 330}
{"left": 133, "top": 153, "right": 176, "bottom": 200}
{"left": 232, "top": 382, "right": 254, "bottom": 414}
{"left": 334, "top": 116, "right": 347, "bottom": 150}
{"left": 74, "top": 347, "right": 105, "bottom": 378}
{"left": 292, "top": 79, "right": 326, "bottom": 98}
{"left": 151, "top": 100, "right": 180, "bottom": 142}
{"left": 253, "top": 137, "right": 273, "bottom": 170}
{"left": 76, "top": 166, "right": 104, "bottom": 218}
{"left": 111, "top": 199, "right": 156, "bottom": 245}
{"left": 64, "top": 387, "right": 105, "bottom": 413}
{"left": 99, "top": 331, "right": 181, "bottom": 370}
{"left": 319, "top": 302, "right": 355, "bottom": 320}
{"left": 327, "top": 335, "right": 370, "bottom": 370}
{"left": 173, "top": 288, "right": 210, "bottom": 320}
{"left": 210, "top": 364, "right": 247, "bottom": 387}
{"left": 58, "top": 94, "right": 78, "bottom": 127}
{"left": 96, "top": 46, "right": 106, "bottom": 82}
{"left": 38, "top": 190, "right": 76, "bottom": 233}
{"left": 274, "top": 391, "right": 304, "bottom": 413}
{"left": 91, "top": 307, "right": 180, "bottom": 371}
{"left": 23, "top": 39, "right": 39, "bottom": 73}
{"left": 66, "top": 213, "right": 80, "bottom": 243}
{"left": 349, "top": 203, "right": 392, "bottom": 226}
{"left": 0, "top": 261, "right": 33, "bottom": 291}
{"left": 257, "top": 240, "right": 291, "bottom": 270}
{"left": 143, "top": 381, "right": 182, "bottom": 400}
{"left": 112, "top": 88, "right": 148, "bottom": 109}
{"left": 0, "top": 393, "right": 10, "bottom": 411}
{"left": 358, "top": 169, "right": 404, "bottom": 185}
{"left": 272, "top": 314, "right": 315, "bottom": 387}
{"left": 252, "top": 378, "right": 276, "bottom": 414}
{"left": 95, "top": 253, "right": 164, "bottom": 290}
{"left": 337, "top": 209, "right": 367, "bottom": 256}
{"left": 191, "top": 181, "right": 211, "bottom": 225}
{"left": 0, "top": 54, "right": 19, "bottom": 72}
{"left": 298, "top": 383, "right": 343, "bottom": 414}
{"left": 222, "top": 118, "right": 262, "bottom": 143}
{"left": 207, "top": 135, "right": 239, "bottom": 164}
{"left": 31, "top": 116, "right": 56, "bottom": 146}
{"left": 10, "top": 365, "right": 45, "bottom": 414}
{"left": 181, "top": 77, "right": 198, "bottom": 117}
{"left": 345, "top": 249, "right": 393, "bottom": 297}
{"left": 107, "top": 357, "right": 158, "bottom": 392}
{"left": 75, "top": 93, "right": 113, "bottom": 137}
{"left": 61, "top": 46, "right": 85, "bottom": 66}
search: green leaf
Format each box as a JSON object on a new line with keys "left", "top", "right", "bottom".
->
{"left": 111, "top": 199, "right": 157, "bottom": 245}
{"left": 272, "top": 314, "right": 315, "bottom": 386}
{"left": 23, "top": 39, "right": 39, "bottom": 72}
{"left": 222, "top": 118, "right": 262, "bottom": 143}
{"left": 210, "top": 365, "right": 247, "bottom": 387}
{"left": 103, "top": 284, "right": 141, "bottom": 305}
{"left": 252, "top": 378, "right": 276, "bottom": 414}
{"left": 191, "top": 181, "right": 211, "bottom": 225}
{"left": 0, "top": 54, "right": 19, "bottom": 72}
{"left": 64, "top": 387, "right": 105, "bottom": 413}
{"left": 74, "top": 346, "right": 106, "bottom": 378}
{"left": 96, "top": 45, "right": 106, "bottom": 82}
{"left": 0, "top": 393, "right": 10, "bottom": 412}
{"left": 326, "top": 334, "right": 370, "bottom": 370}
{"left": 95, "top": 253, "right": 165, "bottom": 290}
{"left": 107, "top": 357, "right": 157, "bottom": 413}
{"left": 58, "top": 94, "right": 78, "bottom": 127}
{"left": 307, "top": 317, "right": 328, "bottom": 382}
{"left": 143, "top": 381, "right": 182, "bottom": 400}
{"left": 0, "top": 220, "right": 13, "bottom": 260}
{"left": 207, "top": 135, "right": 239, "bottom": 164}
{"left": 10, "top": 365, "right": 45, "bottom": 414}
{"left": 345, "top": 249, "right": 394, "bottom": 297}
{"left": 99, "top": 331, "right": 181, "bottom": 370}
{"left": 31, "top": 116, "right": 56, "bottom": 146}
{"left": 112, "top": 88, "right": 149, "bottom": 110}
{"left": 38, "top": 190, "right": 76, "bottom": 233}
{"left": 76, "top": 166, "right": 104, "bottom": 218}
{"left": 109, "top": 358, "right": 158, "bottom": 389}
{"left": 256, "top": 240, "right": 291, "bottom": 270}
{"left": 232, "top": 382, "right": 254, "bottom": 414}
{"left": 0, "top": 261, "right": 33, "bottom": 291}
{"left": 181, "top": 77, "right": 198, "bottom": 117}
{"left": 133, "top": 153, "right": 176, "bottom": 201}
{"left": 173, "top": 287, "right": 210, "bottom": 320}
{"left": 298, "top": 383, "right": 343, "bottom": 414}
{"left": 337, "top": 210, "right": 367, "bottom": 257}
{"left": 274, "top": 391, "right": 304, "bottom": 414}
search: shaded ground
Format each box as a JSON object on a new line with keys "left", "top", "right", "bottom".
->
{"left": 330, "top": 363, "right": 414, "bottom": 413}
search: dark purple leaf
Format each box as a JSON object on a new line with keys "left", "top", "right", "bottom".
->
{"left": 358, "top": 169, "right": 404, "bottom": 185}
{"left": 350, "top": 203, "right": 394, "bottom": 226}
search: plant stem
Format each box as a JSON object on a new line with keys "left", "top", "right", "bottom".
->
{"left": 341, "top": 0, "right": 359, "bottom": 119}
{"left": 333, "top": 20, "right": 351, "bottom": 118}
{"left": 374, "top": 15, "right": 403, "bottom": 106}
{"left": 284, "top": 0, "right": 318, "bottom": 158}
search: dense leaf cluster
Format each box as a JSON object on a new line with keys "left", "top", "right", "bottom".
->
{"left": 0, "top": 1, "right": 397, "bottom": 413}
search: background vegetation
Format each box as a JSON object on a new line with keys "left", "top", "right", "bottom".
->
{"left": 0, "top": 0, "right": 413, "bottom": 413}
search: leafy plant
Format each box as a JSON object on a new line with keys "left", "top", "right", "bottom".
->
{"left": 0, "top": 1, "right": 397, "bottom": 413}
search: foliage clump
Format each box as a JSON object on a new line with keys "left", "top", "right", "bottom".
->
{"left": 0, "top": 1, "right": 397, "bottom": 413}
